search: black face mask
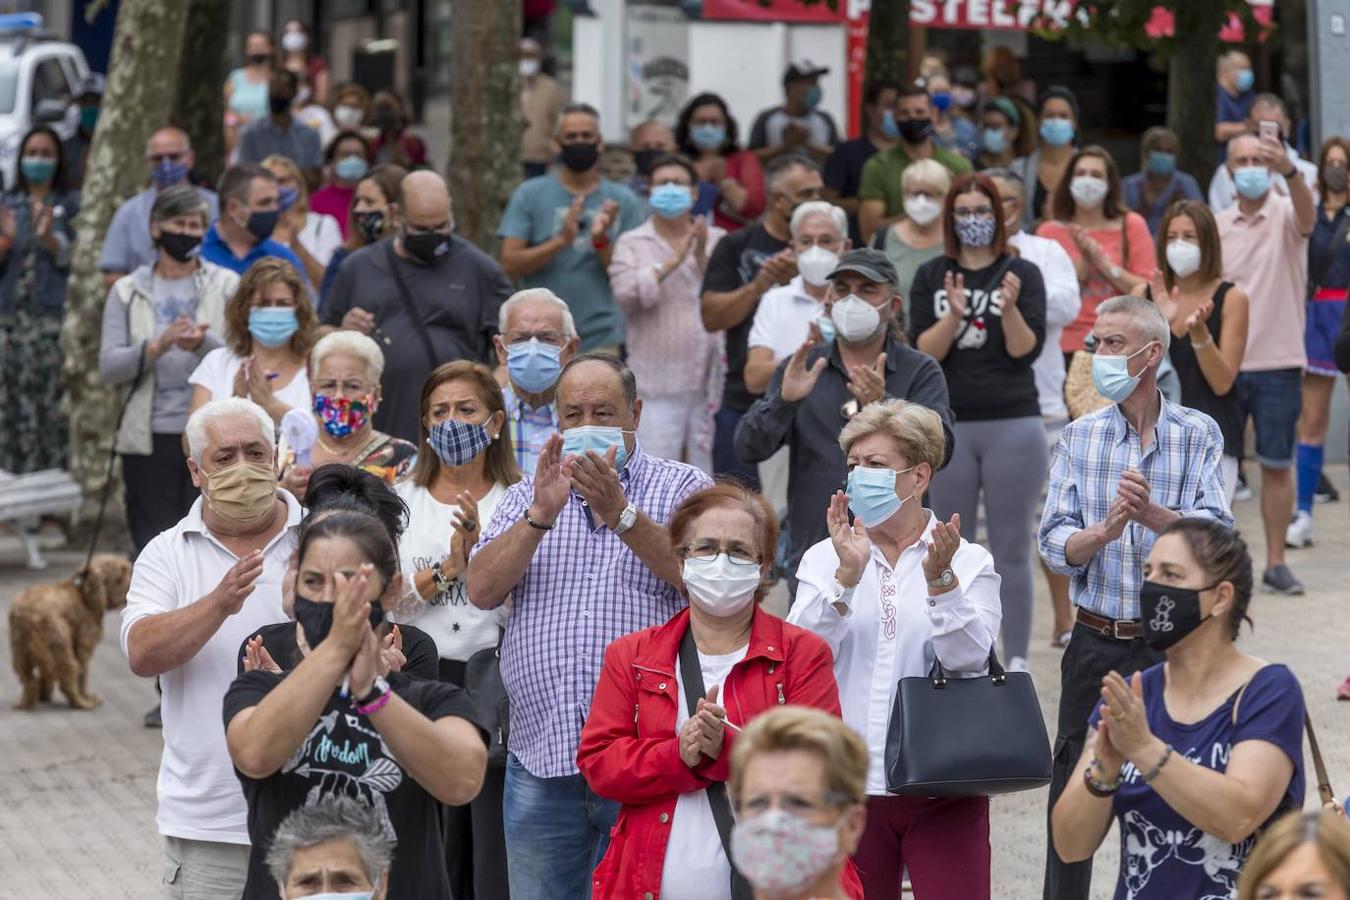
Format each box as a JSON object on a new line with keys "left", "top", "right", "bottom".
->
{"left": 632, "top": 148, "right": 664, "bottom": 177}
{"left": 248, "top": 53, "right": 272, "bottom": 67}
{"left": 559, "top": 141, "right": 599, "bottom": 173}
{"left": 355, "top": 210, "right": 386, "bottom": 244}
{"left": 293, "top": 594, "right": 385, "bottom": 649}
{"left": 158, "top": 231, "right": 202, "bottom": 263}
{"left": 402, "top": 228, "right": 451, "bottom": 264}
{"left": 1140, "top": 580, "right": 1220, "bottom": 651}
{"left": 269, "top": 93, "right": 293, "bottom": 116}
{"left": 243, "top": 208, "right": 280, "bottom": 242}
{"left": 898, "top": 118, "right": 933, "bottom": 144}
{"left": 374, "top": 108, "right": 399, "bottom": 132}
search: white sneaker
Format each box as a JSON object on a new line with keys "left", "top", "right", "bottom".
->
{"left": 1007, "top": 656, "right": 1029, "bottom": 673}
{"left": 1286, "top": 510, "right": 1314, "bottom": 548}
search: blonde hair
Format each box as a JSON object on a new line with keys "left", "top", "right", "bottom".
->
{"left": 261, "top": 154, "right": 309, "bottom": 211}
{"left": 729, "top": 707, "right": 868, "bottom": 807}
{"left": 838, "top": 399, "right": 945, "bottom": 470}
{"left": 1237, "top": 811, "right": 1350, "bottom": 899}
{"left": 901, "top": 158, "right": 952, "bottom": 197}
{"left": 310, "top": 331, "right": 385, "bottom": 385}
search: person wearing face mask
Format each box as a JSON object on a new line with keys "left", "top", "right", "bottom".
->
{"left": 329, "top": 81, "right": 373, "bottom": 139}
{"left": 736, "top": 249, "right": 954, "bottom": 588}
{"left": 676, "top": 92, "right": 765, "bottom": 232}
{"left": 101, "top": 185, "right": 237, "bottom": 556}
{"left": 324, "top": 170, "right": 511, "bottom": 441}
{"left": 729, "top": 706, "right": 871, "bottom": 900}
{"left": 519, "top": 37, "right": 566, "bottom": 179}
{"left": 788, "top": 399, "right": 1000, "bottom": 899}
{"left": 266, "top": 798, "right": 394, "bottom": 900}
{"left": 201, "top": 164, "right": 308, "bottom": 283}
{"left": 61, "top": 72, "right": 103, "bottom": 190}
{"left": 310, "top": 131, "right": 373, "bottom": 241}
{"left": 1036, "top": 145, "right": 1156, "bottom": 354}
{"left": 369, "top": 91, "right": 428, "bottom": 169}
{"left": 749, "top": 60, "right": 840, "bottom": 166}
{"left": 1216, "top": 131, "right": 1315, "bottom": 596}
{"left": 237, "top": 69, "right": 324, "bottom": 177}
{"left": 823, "top": 81, "right": 901, "bottom": 246}
{"left": 872, "top": 159, "right": 950, "bottom": 307}
{"left": 1208, "top": 95, "right": 1319, "bottom": 213}
{"left": 1131, "top": 201, "right": 1248, "bottom": 501}
{"left": 746, "top": 201, "right": 851, "bottom": 396}
{"left": 120, "top": 398, "right": 301, "bottom": 896}
{"left": 1038, "top": 295, "right": 1231, "bottom": 900}
{"left": 318, "top": 163, "right": 405, "bottom": 312}
{"left": 928, "top": 72, "right": 978, "bottom": 160}
{"left": 225, "top": 30, "right": 276, "bottom": 159}
{"left": 973, "top": 98, "right": 1025, "bottom": 171}
{"left": 1215, "top": 50, "right": 1257, "bottom": 164}
{"left": 1238, "top": 811, "right": 1350, "bottom": 900}
{"left": 910, "top": 173, "right": 1047, "bottom": 673}
{"left": 1121, "top": 128, "right": 1204, "bottom": 236}
{"left": 492, "top": 288, "right": 580, "bottom": 471}
{"left": 626, "top": 118, "right": 677, "bottom": 201}
{"left": 1052, "top": 518, "right": 1305, "bottom": 900}
{"left": 190, "top": 258, "right": 316, "bottom": 426}
{"left": 611, "top": 154, "right": 725, "bottom": 471}
{"left": 466, "top": 354, "right": 712, "bottom": 899}
{"left": 279, "top": 19, "right": 329, "bottom": 111}
{"left": 499, "top": 102, "right": 645, "bottom": 353}
{"left": 857, "top": 83, "right": 973, "bottom": 246}
{"left": 223, "top": 508, "right": 488, "bottom": 900}
{"left": 263, "top": 154, "right": 343, "bottom": 291}
{"left": 579, "top": 482, "right": 857, "bottom": 900}
{"left": 101, "top": 126, "right": 220, "bottom": 290}
{"left": 1010, "top": 85, "right": 1081, "bottom": 230}
{"left": 0, "top": 125, "right": 77, "bottom": 477}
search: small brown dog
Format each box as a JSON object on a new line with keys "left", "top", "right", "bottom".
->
{"left": 10, "top": 553, "right": 132, "bottom": 709}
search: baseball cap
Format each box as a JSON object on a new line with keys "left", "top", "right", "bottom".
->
{"left": 78, "top": 73, "right": 106, "bottom": 99}
{"left": 783, "top": 59, "right": 829, "bottom": 86}
{"left": 827, "top": 248, "right": 899, "bottom": 287}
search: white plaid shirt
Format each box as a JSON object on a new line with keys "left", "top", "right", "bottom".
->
{"left": 473, "top": 444, "right": 712, "bottom": 777}
{"left": 1039, "top": 394, "right": 1232, "bottom": 620}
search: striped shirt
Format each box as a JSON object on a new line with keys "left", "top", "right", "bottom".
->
{"left": 501, "top": 382, "right": 559, "bottom": 474}
{"left": 473, "top": 444, "right": 712, "bottom": 777}
{"left": 1038, "top": 394, "right": 1232, "bottom": 620}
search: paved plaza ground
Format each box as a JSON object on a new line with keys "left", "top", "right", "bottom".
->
{"left": 1, "top": 468, "right": 1347, "bottom": 898}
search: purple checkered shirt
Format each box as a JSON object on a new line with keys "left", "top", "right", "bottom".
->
{"left": 501, "top": 382, "right": 559, "bottom": 474}
{"left": 472, "top": 444, "right": 712, "bottom": 777}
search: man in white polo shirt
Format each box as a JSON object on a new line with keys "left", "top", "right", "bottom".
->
{"left": 120, "top": 397, "right": 302, "bottom": 896}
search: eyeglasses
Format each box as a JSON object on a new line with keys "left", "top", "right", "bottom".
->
{"left": 313, "top": 379, "right": 372, "bottom": 397}
{"left": 682, "top": 540, "right": 760, "bottom": 565}
{"left": 507, "top": 331, "right": 567, "bottom": 346}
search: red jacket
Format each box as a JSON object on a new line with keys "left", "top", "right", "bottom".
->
{"left": 577, "top": 606, "right": 862, "bottom": 899}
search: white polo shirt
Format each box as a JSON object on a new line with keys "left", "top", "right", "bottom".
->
{"left": 120, "top": 491, "right": 302, "bottom": 844}
{"left": 747, "top": 275, "right": 826, "bottom": 359}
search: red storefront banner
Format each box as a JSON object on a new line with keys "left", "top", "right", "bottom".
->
{"left": 700, "top": 0, "right": 843, "bottom": 23}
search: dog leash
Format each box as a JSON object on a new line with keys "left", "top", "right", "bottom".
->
{"left": 79, "top": 343, "right": 146, "bottom": 580}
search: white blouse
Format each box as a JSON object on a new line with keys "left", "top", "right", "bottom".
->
{"left": 787, "top": 511, "right": 1002, "bottom": 795}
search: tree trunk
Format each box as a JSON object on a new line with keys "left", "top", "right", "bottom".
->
{"left": 171, "top": 0, "right": 231, "bottom": 186}
{"left": 60, "top": 0, "right": 189, "bottom": 515}
{"left": 864, "top": 0, "right": 910, "bottom": 87}
{"left": 1166, "top": 4, "right": 1224, "bottom": 184}
{"left": 447, "top": 0, "right": 523, "bottom": 257}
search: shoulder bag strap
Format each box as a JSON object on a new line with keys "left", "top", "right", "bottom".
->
{"left": 384, "top": 240, "right": 439, "bottom": 372}
{"left": 678, "top": 627, "right": 754, "bottom": 900}
{"left": 1311, "top": 211, "right": 1350, "bottom": 295}
{"left": 1305, "top": 711, "right": 1336, "bottom": 806}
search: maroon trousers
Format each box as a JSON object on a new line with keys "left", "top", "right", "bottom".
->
{"left": 851, "top": 794, "right": 991, "bottom": 900}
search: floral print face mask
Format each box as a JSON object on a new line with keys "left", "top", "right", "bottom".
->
{"left": 730, "top": 808, "right": 844, "bottom": 895}
{"left": 313, "top": 393, "right": 371, "bottom": 438}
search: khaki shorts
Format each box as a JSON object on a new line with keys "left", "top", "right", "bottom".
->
{"left": 163, "top": 836, "right": 249, "bottom": 899}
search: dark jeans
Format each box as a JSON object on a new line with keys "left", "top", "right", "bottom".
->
{"left": 712, "top": 405, "right": 759, "bottom": 488}
{"left": 122, "top": 433, "right": 197, "bottom": 557}
{"left": 1043, "top": 621, "right": 1163, "bottom": 900}
{"left": 439, "top": 658, "right": 509, "bottom": 900}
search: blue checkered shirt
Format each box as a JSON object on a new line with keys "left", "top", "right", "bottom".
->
{"left": 473, "top": 445, "right": 713, "bottom": 777}
{"left": 1039, "top": 394, "right": 1233, "bottom": 620}
{"left": 501, "top": 382, "right": 559, "bottom": 474}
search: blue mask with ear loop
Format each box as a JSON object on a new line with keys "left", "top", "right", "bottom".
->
{"left": 845, "top": 465, "right": 915, "bottom": 528}
{"left": 1091, "top": 341, "right": 1156, "bottom": 403}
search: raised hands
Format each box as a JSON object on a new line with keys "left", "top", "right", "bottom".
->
{"left": 922, "top": 513, "right": 961, "bottom": 584}
{"left": 590, "top": 199, "right": 621, "bottom": 242}
{"left": 1149, "top": 269, "right": 1181, "bottom": 324}
{"left": 827, "top": 490, "right": 870, "bottom": 586}
{"left": 211, "top": 550, "right": 265, "bottom": 616}
{"left": 529, "top": 433, "right": 571, "bottom": 526}
{"left": 679, "top": 683, "right": 732, "bottom": 768}
{"left": 846, "top": 352, "right": 888, "bottom": 408}
{"left": 559, "top": 194, "right": 585, "bottom": 245}
{"left": 943, "top": 270, "right": 968, "bottom": 320}
{"left": 568, "top": 445, "right": 628, "bottom": 529}
{"left": 443, "top": 490, "right": 481, "bottom": 581}
{"left": 779, "top": 339, "right": 828, "bottom": 403}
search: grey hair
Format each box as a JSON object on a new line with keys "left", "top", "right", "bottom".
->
{"left": 1096, "top": 295, "right": 1171, "bottom": 353}
{"left": 265, "top": 798, "right": 394, "bottom": 891}
{"left": 498, "top": 288, "right": 578, "bottom": 339}
{"left": 766, "top": 153, "right": 821, "bottom": 195}
{"left": 151, "top": 184, "right": 209, "bottom": 225}
{"left": 985, "top": 167, "right": 1024, "bottom": 199}
{"left": 790, "top": 201, "right": 847, "bottom": 240}
{"left": 310, "top": 330, "right": 385, "bottom": 384}
{"left": 185, "top": 397, "right": 276, "bottom": 464}
{"left": 557, "top": 102, "right": 601, "bottom": 132}
{"left": 559, "top": 352, "right": 638, "bottom": 407}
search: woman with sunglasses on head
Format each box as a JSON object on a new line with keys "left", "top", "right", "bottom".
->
{"left": 788, "top": 398, "right": 1001, "bottom": 900}
{"left": 579, "top": 481, "right": 858, "bottom": 900}
{"left": 1052, "top": 519, "right": 1306, "bottom": 900}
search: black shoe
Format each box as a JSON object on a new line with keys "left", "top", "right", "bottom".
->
{"left": 143, "top": 703, "right": 162, "bottom": 728}
{"left": 1315, "top": 473, "right": 1340, "bottom": 504}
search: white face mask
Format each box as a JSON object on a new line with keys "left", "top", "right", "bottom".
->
{"left": 281, "top": 31, "right": 307, "bottom": 53}
{"left": 333, "top": 105, "right": 364, "bottom": 129}
{"left": 796, "top": 245, "right": 839, "bottom": 287}
{"left": 830, "top": 293, "right": 883, "bottom": 343}
{"left": 1069, "top": 175, "right": 1109, "bottom": 209}
{"left": 682, "top": 554, "right": 761, "bottom": 617}
{"left": 520, "top": 58, "right": 541, "bottom": 78}
{"left": 1165, "top": 239, "right": 1202, "bottom": 278}
{"left": 903, "top": 194, "right": 941, "bottom": 226}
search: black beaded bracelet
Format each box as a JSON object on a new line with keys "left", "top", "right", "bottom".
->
{"left": 523, "top": 509, "right": 554, "bottom": 531}
{"left": 1083, "top": 761, "right": 1122, "bottom": 797}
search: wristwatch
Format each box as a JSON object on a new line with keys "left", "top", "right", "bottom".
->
{"left": 927, "top": 568, "right": 956, "bottom": 590}
{"left": 613, "top": 502, "right": 639, "bottom": 535}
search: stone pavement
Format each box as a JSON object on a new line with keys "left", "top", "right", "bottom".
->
{"left": 1, "top": 468, "right": 1347, "bottom": 899}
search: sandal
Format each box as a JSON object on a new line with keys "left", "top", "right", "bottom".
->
{"left": 1051, "top": 630, "right": 1073, "bottom": 649}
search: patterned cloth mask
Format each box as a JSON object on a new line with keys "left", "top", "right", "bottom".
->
{"left": 730, "top": 808, "right": 844, "bottom": 896}
{"left": 313, "top": 393, "right": 371, "bottom": 438}
{"left": 428, "top": 418, "right": 494, "bottom": 467}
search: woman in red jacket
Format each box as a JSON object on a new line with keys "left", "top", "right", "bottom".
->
{"left": 578, "top": 482, "right": 858, "bottom": 900}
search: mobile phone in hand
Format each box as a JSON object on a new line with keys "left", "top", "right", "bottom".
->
{"left": 1259, "top": 120, "right": 1280, "bottom": 144}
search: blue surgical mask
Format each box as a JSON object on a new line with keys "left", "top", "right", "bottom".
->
{"left": 649, "top": 183, "right": 693, "bottom": 219}
{"left": 846, "top": 465, "right": 914, "bottom": 528}
{"left": 1091, "top": 342, "right": 1155, "bottom": 403}
{"left": 20, "top": 156, "right": 55, "bottom": 185}
{"left": 880, "top": 110, "right": 900, "bottom": 141}
{"left": 981, "top": 127, "right": 1007, "bottom": 155}
{"left": 1235, "top": 69, "right": 1255, "bottom": 92}
{"left": 277, "top": 185, "right": 299, "bottom": 212}
{"left": 1234, "top": 165, "right": 1271, "bottom": 200}
{"left": 562, "top": 425, "right": 630, "bottom": 469}
{"left": 815, "top": 314, "right": 837, "bottom": 344}
{"left": 1040, "top": 118, "right": 1074, "bottom": 148}
{"left": 1146, "top": 151, "right": 1177, "bottom": 177}
{"left": 334, "top": 154, "right": 369, "bottom": 182}
{"left": 506, "top": 338, "right": 563, "bottom": 395}
{"left": 80, "top": 105, "right": 99, "bottom": 132}
{"left": 248, "top": 307, "right": 299, "bottom": 348}
{"left": 689, "top": 123, "right": 726, "bottom": 151}
{"left": 804, "top": 85, "right": 823, "bottom": 110}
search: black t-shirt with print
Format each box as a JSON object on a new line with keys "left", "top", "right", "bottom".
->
{"left": 222, "top": 670, "right": 486, "bottom": 900}
{"left": 908, "top": 253, "right": 1047, "bottom": 421}
{"left": 236, "top": 621, "right": 440, "bottom": 681}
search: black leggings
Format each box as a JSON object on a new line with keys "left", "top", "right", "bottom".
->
{"left": 122, "top": 433, "right": 197, "bottom": 557}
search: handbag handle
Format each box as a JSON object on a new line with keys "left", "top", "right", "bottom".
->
{"left": 927, "top": 649, "right": 1006, "bottom": 689}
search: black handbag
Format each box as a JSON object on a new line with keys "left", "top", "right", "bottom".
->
{"left": 884, "top": 649, "right": 1051, "bottom": 797}
{"left": 464, "top": 628, "right": 509, "bottom": 768}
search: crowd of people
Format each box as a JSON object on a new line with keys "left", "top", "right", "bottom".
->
{"left": 6, "top": 17, "right": 1342, "bottom": 900}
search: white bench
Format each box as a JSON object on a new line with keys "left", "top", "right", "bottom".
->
{"left": 0, "top": 469, "right": 82, "bottom": 569}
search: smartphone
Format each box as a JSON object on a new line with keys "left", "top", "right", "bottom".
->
{"left": 1259, "top": 120, "right": 1280, "bottom": 144}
